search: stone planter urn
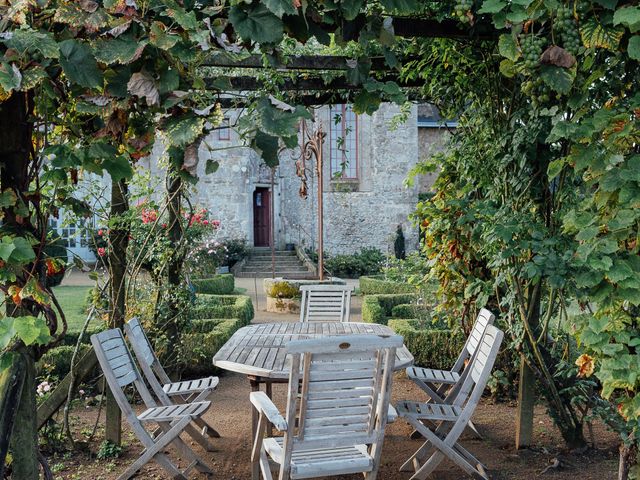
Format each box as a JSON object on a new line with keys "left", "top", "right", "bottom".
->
{"left": 263, "top": 277, "right": 346, "bottom": 314}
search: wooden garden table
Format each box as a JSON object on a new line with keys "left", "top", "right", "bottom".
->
{"left": 212, "top": 321, "right": 414, "bottom": 479}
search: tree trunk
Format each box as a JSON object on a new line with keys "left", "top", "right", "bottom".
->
{"left": 515, "top": 355, "right": 535, "bottom": 449}
{"left": 0, "top": 92, "right": 39, "bottom": 479}
{"left": 164, "top": 173, "right": 183, "bottom": 366}
{"left": 618, "top": 441, "right": 638, "bottom": 480}
{"left": 0, "top": 353, "right": 26, "bottom": 479}
{"left": 9, "top": 349, "right": 39, "bottom": 480}
{"left": 105, "top": 179, "right": 130, "bottom": 445}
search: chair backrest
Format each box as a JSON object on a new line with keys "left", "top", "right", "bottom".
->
{"left": 90, "top": 329, "right": 157, "bottom": 422}
{"left": 455, "top": 325, "right": 504, "bottom": 409}
{"left": 451, "top": 308, "right": 496, "bottom": 374}
{"left": 124, "top": 317, "right": 173, "bottom": 402}
{"left": 281, "top": 334, "right": 403, "bottom": 459}
{"left": 299, "top": 284, "right": 354, "bottom": 323}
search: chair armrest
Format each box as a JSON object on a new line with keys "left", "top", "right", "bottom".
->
{"left": 250, "top": 392, "right": 287, "bottom": 431}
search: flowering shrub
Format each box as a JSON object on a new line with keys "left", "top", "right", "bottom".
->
{"left": 36, "top": 380, "right": 52, "bottom": 397}
{"left": 187, "top": 237, "right": 248, "bottom": 277}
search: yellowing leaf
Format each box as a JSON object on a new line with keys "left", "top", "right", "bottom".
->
{"left": 580, "top": 18, "right": 625, "bottom": 50}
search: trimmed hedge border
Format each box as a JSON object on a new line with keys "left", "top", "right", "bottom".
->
{"left": 388, "top": 319, "right": 464, "bottom": 369}
{"left": 181, "top": 318, "right": 243, "bottom": 375}
{"left": 193, "top": 294, "right": 254, "bottom": 325}
{"left": 359, "top": 276, "right": 415, "bottom": 295}
{"left": 191, "top": 274, "right": 235, "bottom": 295}
{"left": 40, "top": 294, "right": 254, "bottom": 379}
{"left": 361, "top": 294, "right": 417, "bottom": 325}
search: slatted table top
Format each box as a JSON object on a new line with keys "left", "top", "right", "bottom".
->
{"left": 213, "top": 322, "right": 414, "bottom": 379}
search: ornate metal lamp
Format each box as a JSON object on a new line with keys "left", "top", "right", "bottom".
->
{"left": 296, "top": 120, "right": 326, "bottom": 280}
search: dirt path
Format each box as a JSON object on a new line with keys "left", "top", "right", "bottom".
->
{"left": 48, "top": 275, "right": 618, "bottom": 479}
{"left": 47, "top": 372, "right": 618, "bottom": 480}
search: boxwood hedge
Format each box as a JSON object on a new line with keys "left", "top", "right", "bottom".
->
{"left": 181, "top": 318, "right": 244, "bottom": 375}
{"left": 388, "top": 319, "right": 464, "bottom": 369}
{"left": 192, "top": 294, "right": 254, "bottom": 325}
{"left": 361, "top": 294, "right": 417, "bottom": 325}
{"left": 359, "top": 276, "right": 415, "bottom": 295}
{"left": 191, "top": 274, "right": 235, "bottom": 295}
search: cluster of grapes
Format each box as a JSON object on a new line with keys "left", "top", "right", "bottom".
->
{"left": 521, "top": 77, "right": 554, "bottom": 106}
{"left": 520, "top": 34, "right": 546, "bottom": 69}
{"left": 556, "top": 6, "right": 581, "bottom": 54}
{"left": 453, "top": 0, "right": 473, "bottom": 23}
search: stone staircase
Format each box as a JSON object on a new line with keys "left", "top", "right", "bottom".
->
{"left": 234, "top": 248, "right": 316, "bottom": 278}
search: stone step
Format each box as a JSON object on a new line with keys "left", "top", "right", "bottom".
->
{"left": 236, "top": 271, "right": 317, "bottom": 279}
{"left": 250, "top": 250, "right": 297, "bottom": 257}
{"left": 245, "top": 259, "right": 303, "bottom": 266}
{"left": 241, "top": 267, "right": 311, "bottom": 273}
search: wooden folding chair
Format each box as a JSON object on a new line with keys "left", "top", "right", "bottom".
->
{"left": 299, "top": 284, "right": 354, "bottom": 323}
{"left": 91, "top": 329, "right": 214, "bottom": 480}
{"left": 405, "top": 308, "right": 495, "bottom": 437}
{"left": 397, "top": 325, "right": 504, "bottom": 480}
{"left": 124, "top": 317, "right": 220, "bottom": 451}
{"left": 250, "top": 334, "right": 403, "bottom": 480}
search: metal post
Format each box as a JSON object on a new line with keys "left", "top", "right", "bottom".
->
{"left": 270, "top": 167, "right": 276, "bottom": 279}
{"left": 316, "top": 140, "right": 324, "bottom": 281}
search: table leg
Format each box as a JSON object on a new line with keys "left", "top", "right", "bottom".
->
{"left": 249, "top": 377, "right": 261, "bottom": 480}
{"left": 265, "top": 381, "right": 273, "bottom": 437}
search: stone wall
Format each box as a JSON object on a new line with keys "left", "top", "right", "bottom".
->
{"left": 141, "top": 102, "right": 447, "bottom": 256}
{"left": 278, "top": 103, "right": 420, "bottom": 255}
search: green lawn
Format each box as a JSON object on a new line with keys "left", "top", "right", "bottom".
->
{"left": 51, "top": 286, "right": 99, "bottom": 333}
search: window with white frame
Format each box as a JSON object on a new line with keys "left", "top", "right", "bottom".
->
{"left": 329, "top": 104, "right": 358, "bottom": 179}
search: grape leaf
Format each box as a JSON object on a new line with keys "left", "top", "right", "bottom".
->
{"left": 580, "top": 17, "right": 625, "bottom": 50}
{"left": 8, "top": 237, "right": 35, "bottom": 263}
{"left": 540, "top": 65, "right": 574, "bottom": 94}
{"left": 3, "top": 29, "right": 59, "bottom": 59}
{"left": 263, "top": 0, "right": 298, "bottom": 18}
{"left": 149, "top": 21, "right": 180, "bottom": 50}
{"left": 205, "top": 160, "right": 219, "bottom": 174}
{"left": 229, "top": 4, "right": 284, "bottom": 44}
{"left": 0, "top": 318, "right": 16, "bottom": 350}
{"left": 498, "top": 34, "right": 520, "bottom": 61}
{"left": 13, "top": 315, "right": 50, "bottom": 346}
{"left": 165, "top": 116, "right": 205, "bottom": 147}
{"left": 628, "top": 35, "right": 640, "bottom": 60}
{"left": 0, "top": 62, "right": 22, "bottom": 92}
{"left": 340, "top": 0, "right": 364, "bottom": 21}
{"left": 613, "top": 6, "right": 640, "bottom": 32}
{"left": 93, "top": 36, "right": 147, "bottom": 65}
{"left": 478, "top": 0, "right": 507, "bottom": 14}
{"left": 59, "top": 39, "right": 103, "bottom": 88}
{"left": 127, "top": 71, "right": 159, "bottom": 106}
{"left": 252, "top": 130, "right": 280, "bottom": 167}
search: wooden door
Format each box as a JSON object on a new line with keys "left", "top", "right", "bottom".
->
{"left": 253, "top": 187, "right": 270, "bottom": 247}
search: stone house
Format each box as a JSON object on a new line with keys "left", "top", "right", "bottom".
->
{"left": 49, "top": 102, "right": 452, "bottom": 262}
{"left": 189, "top": 102, "right": 452, "bottom": 256}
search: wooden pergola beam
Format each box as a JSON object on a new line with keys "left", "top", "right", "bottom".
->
{"left": 203, "top": 54, "right": 396, "bottom": 71}
{"left": 213, "top": 89, "right": 425, "bottom": 108}
{"left": 205, "top": 75, "right": 423, "bottom": 92}
{"left": 392, "top": 17, "right": 498, "bottom": 40}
